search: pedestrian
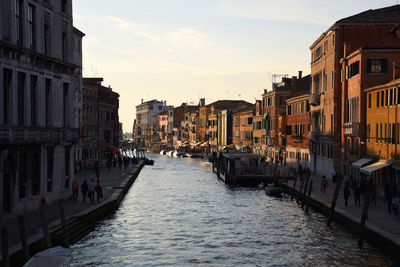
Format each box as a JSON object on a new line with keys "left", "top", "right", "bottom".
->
{"left": 81, "top": 180, "right": 88, "bottom": 202}
{"left": 118, "top": 156, "right": 123, "bottom": 170}
{"left": 354, "top": 179, "right": 361, "bottom": 207}
{"left": 72, "top": 180, "right": 79, "bottom": 201}
{"left": 95, "top": 182, "right": 103, "bottom": 203}
{"left": 89, "top": 179, "right": 96, "bottom": 203}
{"left": 344, "top": 184, "right": 351, "bottom": 206}
{"left": 321, "top": 175, "right": 328, "bottom": 194}
{"left": 331, "top": 169, "right": 337, "bottom": 183}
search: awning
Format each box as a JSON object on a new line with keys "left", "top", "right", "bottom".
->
{"left": 255, "top": 147, "right": 261, "bottom": 150}
{"left": 236, "top": 145, "right": 248, "bottom": 150}
{"left": 109, "top": 147, "right": 120, "bottom": 153}
{"left": 360, "top": 160, "right": 391, "bottom": 175}
{"left": 352, "top": 158, "right": 374, "bottom": 168}
{"left": 275, "top": 148, "right": 281, "bottom": 152}
{"left": 263, "top": 113, "right": 269, "bottom": 120}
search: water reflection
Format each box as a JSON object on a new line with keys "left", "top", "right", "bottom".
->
{"left": 71, "top": 154, "right": 393, "bottom": 266}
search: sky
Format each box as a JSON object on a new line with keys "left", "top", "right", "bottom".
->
{"left": 72, "top": 0, "right": 398, "bottom": 133}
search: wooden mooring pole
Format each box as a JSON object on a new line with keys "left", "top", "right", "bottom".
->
{"left": 305, "top": 178, "right": 314, "bottom": 213}
{"left": 291, "top": 174, "right": 298, "bottom": 201}
{"left": 59, "top": 199, "right": 70, "bottom": 248}
{"left": 18, "top": 215, "right": 29, "bottom": 261}
{"left": 327, "top": 173, "right": 344, "bottom": 227}
{"left": 300, "top": 174, "right": 310, "bottom": 209}
{"left": 39, "top": 201, "right": 52, "bottom": 248}
{"left": 1, "top": 228, "right": 9, "bottom": 267}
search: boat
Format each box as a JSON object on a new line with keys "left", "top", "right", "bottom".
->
{"left": 166, "top": 150, "right": 174, "bottom": 156}
{"left": 159, "top": 150, "right": 166, "bottom": 155}
{"left": 23, "top": 246, "right": 72, "bottom": 267}
{"left": 174, "top": 151, "right": 184, "bottom": 157}
{"left": 265, "top": 185, "right": 282, "bottom": 198}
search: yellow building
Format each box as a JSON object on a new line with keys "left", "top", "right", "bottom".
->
{"left": 364, "top": 78, "right": 400, "bottom": 190}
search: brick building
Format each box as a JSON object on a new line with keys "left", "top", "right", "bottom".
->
{"left": 233, "top": 105, "right": 255, "bottom": 152}
{"left": 285, "top": 94, "right": 310, "bottom": 167}
{"left": 309, "top": 5, "right": 400, "bottom": 177}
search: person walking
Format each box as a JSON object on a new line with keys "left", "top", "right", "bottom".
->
{"left": 81, "top": 180, "right": 88, "bottom": 202}
{"left": 321, "top": 176, "right": 328, "bottom": 194}
{"left": 72, "top": 180, "right": 79, "bottom": 201}
{"left": 298, "top": 164, "right": 304, "bottom": 183}
{"left": 344, "top": 184, "right": 351, "bottom": 206}
{"left": 95, "top": 182, "right": 103, "bottom": 203}
{"left": 89, "top": 179, "right": 96, "bottom": 203}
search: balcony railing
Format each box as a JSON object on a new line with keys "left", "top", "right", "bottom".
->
{"left": 309, "top": 93, "right": 320, "bottom": 106}
{"left": 344, "top": 122, "right": 360, "bottom": 136}
{"left": 0, "top": 127, "right": 79, "bottom": 144}
{"left": 291, "top": 135, "right": 303, "bottom": 143}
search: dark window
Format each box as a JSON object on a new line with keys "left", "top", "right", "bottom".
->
{"left": 31, "top": 151, "right": 41, "bottom": 196}
{"left": 18, "top": 153, "right": 27, "bottom": 199}
{"left": 381, "top": 90, "right": 385, "bottom": 107}
{"left": 30, "top": 75, "right": 37, "bottom": 126}
{"left": 47, "top": 147, "right": 54, "bottom": 192}
{"left": 45, "top": 79, "right": 52, "bottom": 126}
{"left": 44, "top": 13, "right": 51, "bottom": 55}
{"left": 18, "top": 72, "right": 25, "bottom": 126}
{"left": 62, "top": 32, "right": 67, "bottom": 60}
{"left": 149, "top": 105, "right": 153, "bottom": 110}
{"left": 377, "top": 91, "right": 380, "bottom": 107}
{"left": 386, "top": 89, "right": 388, "bottom": 106}
{"left": 65, "top": 148, "right": 70, "bottom": 188}
{"left": 15, "top": 0, "right": 23, "bottom": 45}
{"left": 62, "top": 0, "right": 67, "bottom": 12}
{"left": 63, "top": 83, "right": 69, "bottom": 127}
{"left": 28, "top": 4, "right": 36, "bottom": 50}
{"left": 247, "top": 117, "right": 253, "bottom": 125}
{"left": 347, "top": 60, "right": 360, "bottom": 79}
{"left": 368, "top": 93, "right": 371, "bottom": 108}
{"left": 3, "top": 69, "right": 12, "bottom": 125}
{"left": 367, "top": 58, "right": 387, "bottom": 73}
{"left": 390, "top": 89, "right": 394, "bottom": 106}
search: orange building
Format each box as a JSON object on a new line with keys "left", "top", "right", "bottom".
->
{"left": 233, "top": 105, "right": 255, "bottom": 152}
{"left": 364, "top": 78, "right": 400, "bottom": 190}
{"left": 285, "top": 94, "right": 310, "bottom": 167}
{"left": 252, "top": 101, "right": 263, "bottom": 155}
{"left": 309, "top": 5, "right": 400, "bottom": 177}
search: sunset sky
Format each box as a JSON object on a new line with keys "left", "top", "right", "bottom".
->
{"left": 72, "top": 0, "right": 397, "bottom": 132}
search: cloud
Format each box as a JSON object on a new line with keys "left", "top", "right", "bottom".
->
{"left": 104, "top": 16, "right": 161, "bottom": 41}
{"left": 165, "top": 28, "right": 213, "bottom": 49}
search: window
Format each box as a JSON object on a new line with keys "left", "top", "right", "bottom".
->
{"left": 149, "top": 105, "right": 153, "bottom": 110}
{"left": 47, "top": 147, "right": 54, "bottom": 192}
{"left": 62, "top": 21, "right": 68, "bottom": 60}
{"left": 44, "top": 13, "right": 51, "bottom": 55}
{"left": 381, "top": 90, "right": 385, "bottom": 107}
{"left": 247, "top": 117, "right": 253, "bottom": 125}
{"left": 18, "top": 153, "right": 27, "bottom": 199}
{"left": 45, "top": 79, "right": 52, "bottom": 126}
{"left": 346, "top": 61, "right": 360, "bottom": 79}
{"left": 65, "top": 148, "right": 70, "bottom": 188}
{"left": 31, "top": 151, "right": 41, "bottom": 196}
{"left": 390, "top": 89, "right": 393, "bottom": 106}
{"left": 18, "top": 72, "right": 25, "bottom": 126}
{"left": 28, "top": 4, "right": 36, "bottom": 50}
{"left": 380, "top": 123, "right": 383, "bottom": 143}
{"left": 15, "top": 0, "right": 23, "bottom": 45}
{"left": 367, "top": 58, "right": 387, "bottom": 73}
{"left": 377, "top": 91, "right": 380, "bottom": 107}
{"left": 386, "top": 89, "right": 389, "bottom": 106}
{"left": 62, "top": 0, "right": 67, "bottom": 12}
{"left": 368, "top": 93, "right": 371, "bottom": 108}
{"left": 63, "top": 83, "right": 70, "bottom": 127}
{"left": 3, "top": 69, "right": 12, "bottom": 125}
{"left": 158, "top": 105, "right": 162, "bottom": 110}
{"left": 30, "top": 75, "right": 38, "bottom": 126}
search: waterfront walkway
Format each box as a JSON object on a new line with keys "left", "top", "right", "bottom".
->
{"left": 0, "top": 162, "right": 143, "bottom": 262}
{"left": 277, "top": 164, "right": 400, "bottom": 248}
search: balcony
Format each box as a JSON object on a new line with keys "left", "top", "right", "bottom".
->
{"left": 309, "top": 93, "right": 320, "bottom": 106}
{"left": 344, "top": 122, "right": 360, "bottom": 136}
{"left": 261, "top": 129, "right": 270, "bottom": 136}
{"left": 0, "top": 127, "right": 79, "bottom": 144}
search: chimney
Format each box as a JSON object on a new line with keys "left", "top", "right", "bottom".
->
{"left": 199, "top": 98, "right": 205, "bottom": 107}
{"left": 298, "top": 71, "right": 302, "bottom": 79}
{"left": 141, "top": 99, "right": 144, "bottom": 104}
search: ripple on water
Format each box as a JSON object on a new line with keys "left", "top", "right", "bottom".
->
{"left": 71, "top": 154, "right": 394, "bottom": 266}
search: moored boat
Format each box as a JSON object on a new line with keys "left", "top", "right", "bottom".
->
{"left": 23, "top": 246, "right": 72, "bottom": 267}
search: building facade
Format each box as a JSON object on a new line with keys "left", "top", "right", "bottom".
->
{"left": 0, "top": 0, "right": 82, "bottom": 215}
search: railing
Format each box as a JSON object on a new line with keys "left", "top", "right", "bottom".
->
{"left": 0, "top": 127, "right": 79, "bottom": 144}
{"left": 291, "top": 135, "right": 303, "bottom": 143}
{"left": 309, "top": 93, "right": 320, "bottom": 106}
{"left": 344, "top": 122, "right": 360, "bottom": 136}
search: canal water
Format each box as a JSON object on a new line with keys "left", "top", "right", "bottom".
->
{"left": 71, "top": 154, "right": 394, "bottom": 266}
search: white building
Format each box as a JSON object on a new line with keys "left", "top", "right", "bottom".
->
{"left": 133, "top": 99, "right": 167, "bottom": 148}
{"left": 0, "top": 0, "right": 83, "bottom": 216}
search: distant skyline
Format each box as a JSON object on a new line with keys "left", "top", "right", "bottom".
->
{"left": 72, "top": 0, "right": 398, "bottom": 132}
